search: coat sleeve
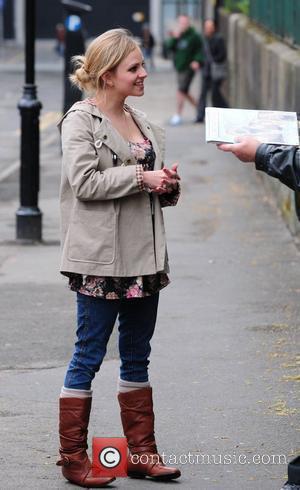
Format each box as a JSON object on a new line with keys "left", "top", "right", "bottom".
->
{"left": 159, "top": 184, "right": 181, "bottom": 208}
{"left": 61, "top": 111, "right": 141, "bottom": 201}
{"left": 255, "top": 143, "right": 300, "bottom": 191}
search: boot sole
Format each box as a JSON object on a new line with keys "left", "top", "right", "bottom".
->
{"left": 65, "top": 476, "right": 116, "bottom": 488}
{"left": 128, "top": 471, "right": 181, "bottom": 481}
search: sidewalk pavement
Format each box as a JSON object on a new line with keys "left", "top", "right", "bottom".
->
{"left": 0, "top": 39, "right": 63, "bottom": 72}
{"left": 0, "top": 44, "right": 299, "bottom": 490}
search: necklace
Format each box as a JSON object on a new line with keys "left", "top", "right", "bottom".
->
{"left": 111, "top": 108, "right": 139, "bottom": 143}
{"left": 92, "top": 98, "right": 140, "bottom": 143}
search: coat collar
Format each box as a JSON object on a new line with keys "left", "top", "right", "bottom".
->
{"left": 59, "top": 99, "right": 165, "bottom": 168}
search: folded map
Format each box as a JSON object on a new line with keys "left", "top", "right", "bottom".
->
{"left": 205, "top": 107, "right": 299, "bottom": 146}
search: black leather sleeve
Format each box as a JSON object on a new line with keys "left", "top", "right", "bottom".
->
{"left": 255, "top": 143, "right": 300, "bottom": 191}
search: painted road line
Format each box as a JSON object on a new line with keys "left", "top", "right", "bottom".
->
{"left": 0, "top": 161, "right": 19, "bottom": 182}
{"left": 0, "top": 112, "right": 62, "bottom": 183}
{"left": 40, "top": 111, "right": 61, "bottom": 130}
{"left": 14, "top": 111, "right": 61, "bottom": 135}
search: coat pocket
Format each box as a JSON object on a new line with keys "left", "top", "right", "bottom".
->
{"left": 68, "top": 207, "right": 116, "bottom": 265}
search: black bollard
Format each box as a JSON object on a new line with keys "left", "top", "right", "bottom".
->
{"left": 16, "top": 0, "right": 42, "bottom": 241}
{"left": 62, "top": 0, "right": 92, "bottom": 114}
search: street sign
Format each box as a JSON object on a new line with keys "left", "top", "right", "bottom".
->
{"left": 65, "top": 14, "right": 81, "bottom": 32}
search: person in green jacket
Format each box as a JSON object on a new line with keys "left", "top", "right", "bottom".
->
{"left": 166, "top": 15, "right": 203, "bottom": 125}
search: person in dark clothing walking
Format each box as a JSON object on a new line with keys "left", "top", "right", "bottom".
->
{"left": 141, "top": 23, "right": 155, "bottom": 70}
{"left": 196, "top": 19, "right": 228, "bottom": 123}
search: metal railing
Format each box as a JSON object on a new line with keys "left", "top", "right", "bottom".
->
{"left": 249, "top": 0, "right": 300, "bottom": 47}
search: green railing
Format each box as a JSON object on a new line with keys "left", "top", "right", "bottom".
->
{"left": 249, "top": 0, "right": 300, "bottom": 47}
{"left": 223, "top": 0, "right": 249, "bottom": 16}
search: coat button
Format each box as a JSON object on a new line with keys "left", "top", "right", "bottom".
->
{"left": 103, "top": 135, "right": 107, "bottom": 140}
{"left": 126, "top": 158, "right": 131, "bottom": 164}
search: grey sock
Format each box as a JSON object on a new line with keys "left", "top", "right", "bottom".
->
{"left": 118, "top": 377, "right": 151, "bottom": 393}
{"left": 60, "top": 386, "right": 93, "bottom": 398}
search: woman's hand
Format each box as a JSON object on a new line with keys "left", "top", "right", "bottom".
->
{"left": 217, "top": 136, "right": 261, "bottom": 163}
{"left": 144, "top": 163, "right": 180, "bottom": 194}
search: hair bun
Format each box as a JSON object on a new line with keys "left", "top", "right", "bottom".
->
{"left": 70, "top": 55, "right": 92, "bottom": 91}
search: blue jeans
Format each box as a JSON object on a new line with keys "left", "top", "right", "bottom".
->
{"left": 64, "top": 292, "right": 159, "bottom": 390}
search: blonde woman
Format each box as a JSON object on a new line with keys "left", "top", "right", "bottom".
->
{"left": 57, "top": 29, "right": 181, "bottom": 487}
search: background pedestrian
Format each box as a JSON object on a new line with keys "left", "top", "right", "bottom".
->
{"left": 141, "top": 23, "right": 155, "bottom": 71}
{"left": 196, "top": 19, "right": 228, "bottom": 123}
{"left": 165, "top": 14, "right": 203, "bottom": 126}
{"left": 54, "top": 23, "right": 65, "bottom": 57}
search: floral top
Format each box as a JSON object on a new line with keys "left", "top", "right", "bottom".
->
{"left": 69, "top": 137, "right": 170, "bottom": 299}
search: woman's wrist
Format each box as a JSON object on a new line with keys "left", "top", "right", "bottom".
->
{"left": 136, "top": 164, "right": 145, "bottom": 192}
{"left": 143, "top": 170, "right": 150, "bottom": 187}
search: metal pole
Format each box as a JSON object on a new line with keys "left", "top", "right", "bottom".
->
{"left": 16, "top": 0, "right": 42, "bottom": 241}
{"left": 0, "top": 1, "right": 4, "bottom": 49}
{"left": 63, "top": 13, "right": 84, "bottom": 114}
{"left": 62, "top": 0, "right": 92, "bottom": 114}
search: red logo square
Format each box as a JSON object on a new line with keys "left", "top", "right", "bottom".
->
{"left": 92, "top": 437, "right": 128, "bottom": 477}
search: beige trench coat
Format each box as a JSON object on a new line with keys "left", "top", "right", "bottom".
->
{"left": 58, "top": 100, "right": 178, "bottom": 277}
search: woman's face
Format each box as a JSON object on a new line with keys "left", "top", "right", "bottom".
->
{"left": 109, "top": 48, "right": 147, "bottom": 98}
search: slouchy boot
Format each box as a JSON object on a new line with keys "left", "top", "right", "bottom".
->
{"left": 56, "top": 397, "right": 115, "bottom": 488}
{"left": 118, "top": 387, "right": 181, "bottom": 480}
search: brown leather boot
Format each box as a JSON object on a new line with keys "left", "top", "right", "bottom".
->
{"left": 118, "top": 387, "right": 181, "bottom": 480}
{"left": 56, "top": 397, "right": 115, "bottom": 488}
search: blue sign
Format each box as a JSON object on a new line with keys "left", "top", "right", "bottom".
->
{"left": 65, "top": 15, "right": 82, "bottom": 32}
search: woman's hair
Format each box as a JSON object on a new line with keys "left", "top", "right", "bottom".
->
{"left": 70, "top": 28, "right": 140, "bottom": 93}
